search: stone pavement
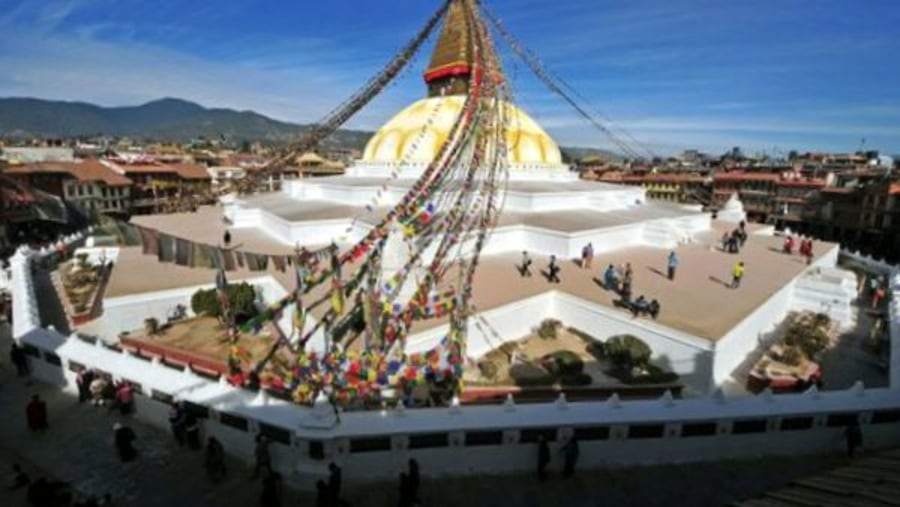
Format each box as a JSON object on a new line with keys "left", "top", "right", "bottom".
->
{"left": 1, "top": 321, "right": 852, "bottom": 506}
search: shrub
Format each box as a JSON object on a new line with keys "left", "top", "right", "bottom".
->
{"left": 540, "top": 350, "right": 584, "bottom": 376}
{"left": 537, "top": 319, "right": 561, "bottom": 340}
{"left": 783, "top": 318, "right": 830, "bottom": 359}
{"left": 144, "top": 317, "right": 160, "bottom": 336}
{"left": 560, "top": 372, "right": 593, "bottom": 387}
{"left": 477, "top": 360, "right": 499, "bottom": 380}
{"left": 605, "top": 334, "right": 652, "bottom": 371}
{"left": 781, "top": 346, "right": 804, "bottom": 366}
{"left": 510, "top": 362, "right": 555, "bottom": 387}
{"left": 191, "top": 282, "right": 259, "bottom": 322}
{"left": 623, "top": 364, "right": 679, "bottom": 385}
{"left": 813, "top": 313, "right": 831, "bottom": 328}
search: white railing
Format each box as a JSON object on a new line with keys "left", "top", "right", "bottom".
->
{"left": 14, "top": 324, "right": 900, "bottom": 487}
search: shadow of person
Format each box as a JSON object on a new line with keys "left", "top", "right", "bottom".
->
{"left": 646, "top": 266, "right": 666, "bottom": 278}
{"left": 708, "top": 275, "right": 730, "bottom": 287}
{"left": 540, "top": 269, "right": 552, "bottom": 282}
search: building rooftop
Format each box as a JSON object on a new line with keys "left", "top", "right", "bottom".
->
{"left": 105, "top": 215, "right": 836, "bottom": 342}
{"left": 5, "top": 159, "right": 133, "bottom": 186}
{"left": 106, "top": 161, "right": 210, "bottom": 180}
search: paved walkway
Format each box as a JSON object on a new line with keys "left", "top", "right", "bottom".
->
{"left": 2, "top": 322, "right": 858, "bottom": 507}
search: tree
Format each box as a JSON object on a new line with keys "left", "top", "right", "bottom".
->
{"left": 604, "top": 334, "right": 652, "bottom": 371}
{"left": 191, "top": 282, "right": 259, "bottom": 323}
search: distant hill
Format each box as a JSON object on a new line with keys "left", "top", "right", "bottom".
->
{"left": 0, "top": 97, "right": 371, "bottom": 150}
{"left": 560, "top": 146, "right": 625, "bottom": 163}
{"left": 0, "top": 96, "right": 622, "bottom": 158}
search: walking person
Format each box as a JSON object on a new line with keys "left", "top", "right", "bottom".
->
{"left": 113, "top": 423, "right": 137, "bottom": 462}
{"left": 559, "top": 435, "right": 579, "bottom": 479}
{"left": 168, "top": 403, "right": 186, "bottom": 447}
{"left": 730, "top": 261, "right": 745, "bottom": 289}
{"left": 328, "top": 462, "right": 342, "bottom": 505}
{"left": 76, "top": 368, "right": 94, "bottom": 403}
{"left": 667, "top": 251, "right": 679, "bottom": 281}
{"left": 10, "top": 342, "right": 29, "bottom": 377}
{"left": 116, "top": 382, "right": 134, "bottom": 416}
{"left": 315, "top": 481, "right": 330, "bottom": 507}
{"left": 844, "top": 419, "right": 863, "bottom": 458}
{"left": 537, "top": 434, "right": 551, "bottom": 481}
{"left": 547, "top": 255, "right": 561, "bottom": 284}
{"left": 581, "top": 243, "right": 594, "bottom": 269}
{"left": 259, "top": 472, "right": 282, "bottom": 507}
{"left": 252, "top": 435, "right": 272, "bottom": 479}
{"left": 205, "top": 437, "right": 227, "bottom": 483}
{"left": 184, "top": 413, "right": 201, "bottom": 450}
{"left": 398, "top": 472, "right": 414, "bottom": 507}
{"left": 25, "top": 395, "right": 48, "bottom": 431}
{"left": 223, "top": 230, "right": 232, "bottom": 248}
{"left": 520, "top": 251, "right": 532, "bottom": 277}
{"left": 407, "top": 459, "right": 420, "bottom": 504}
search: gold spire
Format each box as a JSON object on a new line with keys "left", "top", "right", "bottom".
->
{"left": 424, "top": 0, "right": 474, "bottom": 97}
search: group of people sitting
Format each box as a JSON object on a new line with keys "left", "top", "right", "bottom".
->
{"left": 601, "top": 263, "right": 661, "bottom": 320}
{"left": 721, "top": 221, "right": 748, "bottom": 254}
{"left": 76, "top": 368, "right": 135, "bottom": 415}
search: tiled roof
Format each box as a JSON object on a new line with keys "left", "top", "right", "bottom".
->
{"left": 713, "top": 172, "right": 780, "bottom": 182}
{"left": 5, "top": 159, "right": 132, "bottom": 186}
{"left": 115, "top": 162, "right": 211, "bottom": 180}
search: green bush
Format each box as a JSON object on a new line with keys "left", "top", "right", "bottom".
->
{"left": 191, "top": 282, "right": 259, "bottom": 322}
{"left": 540, "top": 350, "right": 584, "bottom": 376}
{"left": 537, "top": 319, "right": 561, "bottom": 340}
{"left": 560, "top": 372, "right": 593, "bottom": 386}
{"left": 510, "top": 362, "right": 556, "bottom": 387}
{"left": 605, "top": 334, "right": 652, "bottom": 371}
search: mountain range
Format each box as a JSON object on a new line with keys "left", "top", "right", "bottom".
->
{"left": 0, "top": 97, "right": 620, "bottom": 159}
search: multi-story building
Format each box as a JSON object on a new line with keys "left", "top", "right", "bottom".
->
{"left": 103, "top": 160, "right": 212, "bottom": 214}
{"left": 4, "top": 159, "right": 133, "bottom": 217}
{"left": 712, "top": 172, "right": 779, "bottom": 222}
{"left": 600, "top": 172, "right": 710, "bottom": 204}
{"left": 796, "top": 180, "right": 900, "bottom": 262}
{"left": 769, "top": 177, "right": 826, "bottom": 229}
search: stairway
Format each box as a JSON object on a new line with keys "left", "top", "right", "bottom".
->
{"left": 642, "top": 220, "right": 687, "bottom": 249}
{"left": 791, "top": 267, "right": 858, "bottom": 329}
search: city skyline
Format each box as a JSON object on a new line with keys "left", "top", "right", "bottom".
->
{"left": 0, "top": 0, "right": 898, "bottom": 155}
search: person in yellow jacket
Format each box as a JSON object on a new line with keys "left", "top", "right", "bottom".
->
{"left": 730, "top": 261, "right": 745, "bottom": 289}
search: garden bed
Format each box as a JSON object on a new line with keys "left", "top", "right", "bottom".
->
{"left": 463, "top": 321, "right": 681, "bottom": 393}
{"left": 747, "top": 311, "right": 837, "bottom": 393}
{"left": 53, "top": 254, "right": 109, "bottom": 326}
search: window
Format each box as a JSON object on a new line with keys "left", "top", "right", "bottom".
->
{"left": 349, "top": 437, "right": 391, "bottom": 453}
{"left": 871, "top": 410, "right": 900, "bottom": 424}
{"left": 520, "top": 428, "right": 557, "bottom": 443}
{"left": 259, "top": 423, "right": 292, "bottom": 445}
{"left": 627, "top": 424, "right": 665, "bottom": 439}
{"left": 218, "top": 412, "right": 248, "bottom": 431}
{"left": 732, "top": 419, "right": 768, "bottom": 434}
{"left": 43, "top": 351, "right": 62, "bottom": 366}
{"left": 408, "top": 433, "right": 449, "bottom": 449}
{"left": 572, "top": 426, "right": 610, "bottom": 441}
{"left": 780, "top": 417, "right": 814, "bottom": 431}
{"left": 465, "top": 430, "right": 503, "bottom": 446}
{"left": 681, "top": 422, "right": 718, "bottom": 437}
{"left": 151, "top": 390, "right": 174, "bottom": 404}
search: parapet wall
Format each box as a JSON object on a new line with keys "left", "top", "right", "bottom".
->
{"left": 9, "top": 243, "right": 900, "bottom": 489}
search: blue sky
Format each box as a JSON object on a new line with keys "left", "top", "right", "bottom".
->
{"left": 1, "top": 0, "right": 898, "bottom": 155}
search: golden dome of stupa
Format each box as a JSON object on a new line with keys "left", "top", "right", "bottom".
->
{"left": 361, "top": 0, "right": 564, "bottom": 168}
{"left": 361, "top": 96, "right": 562, "bottom": 166}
